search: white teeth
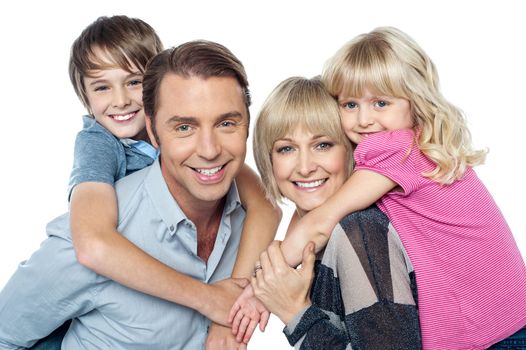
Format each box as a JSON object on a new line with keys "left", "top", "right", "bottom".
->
{"left": 112, "top": 113, "right": 134, "bottom": 121}
{"left": 196, "top": 166, "right": 222, "bottom": 176}
{"left": 296, "top": 179, "right": 325, "bottom": 188}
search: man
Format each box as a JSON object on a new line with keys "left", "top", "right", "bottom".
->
{"left": 0, "top": 41, "right": 251, "bottom": 349}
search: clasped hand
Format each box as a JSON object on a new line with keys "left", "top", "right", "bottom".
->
{"left": 228, "top": 241, "right": 316, "bottom": 343}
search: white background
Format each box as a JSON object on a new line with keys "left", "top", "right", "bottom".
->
{"left": 0, "top": 1, "right": 524, "bottom": 348}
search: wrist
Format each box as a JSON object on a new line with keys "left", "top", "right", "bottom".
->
{"left": 192, "top": 281, "right": 213, "bottom": 315}
{"left": 279, "top": 299, "right": 311, "bottom": 325}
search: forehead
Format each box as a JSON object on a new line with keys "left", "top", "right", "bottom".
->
{"left": 85, "top": 46, "right": 140, "bottom": 78}
{"left": 157, "top": 74, "right": 247, "bottom": 121}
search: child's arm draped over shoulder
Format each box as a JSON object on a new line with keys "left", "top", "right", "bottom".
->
{"left": 280, "top": 169, "right": 398, "bottom": 266}
{"left": 210, "top": 164, "right": 280, "bottom": 343}
{"left": 69, "top": 183, "right": 248, "bottom": 326}
{"left": 232, "top": 164, "right": 281, "bottom": 278}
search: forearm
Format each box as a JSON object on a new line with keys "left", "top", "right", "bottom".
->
{"left": 284, "top": 305, "right": 350, "bottom": 349}
{"left": 232, "top": 207, "right": 280, "bottom": 278}
{"left": 280, "top": 229, "right": 328, "bottom": 268}
{"left": 75, "top": 228, "right": 212, "bottom": 312}
{"left": 233, "top": 164, "right": 281, "bottom": 278}
{"left": 70, "top": 183, "right": 212, "bottom": 313}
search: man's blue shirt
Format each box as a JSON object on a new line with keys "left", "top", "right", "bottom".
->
{"left": 0, "top": 158, "right": 245, "bottom": 349}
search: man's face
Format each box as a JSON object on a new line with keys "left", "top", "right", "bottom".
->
{"left": 147, "top": 74, "right": 248, "bottom": 209}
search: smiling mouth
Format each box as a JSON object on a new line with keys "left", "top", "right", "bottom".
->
{"left": 110, "top": 111, "right": 138, "bottom": 121}
{"left": 294, "top": 179, "right": 327, "bottom": 188}
{"left": 193, "top": 165, "right": 224, "bottom": 176}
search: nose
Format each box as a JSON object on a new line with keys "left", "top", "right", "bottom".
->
{"left": 112, "top": 87, "right": 131, "bottom": 108}
{"left": 357, "top": 107, "right": 373, "bottom": 127}
{"left": 196, "top": 128, "right": 221, "bottom": 160}
{"left": 297, "top": 150, "right": 316, "bottom": 177}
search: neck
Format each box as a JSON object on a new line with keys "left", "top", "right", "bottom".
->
{"left": 161, "top": 160, "right": 227, "bottom": 263}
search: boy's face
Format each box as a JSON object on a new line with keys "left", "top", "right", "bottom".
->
{"left": 84, "top": 64, "right": 146, "bottom": 140}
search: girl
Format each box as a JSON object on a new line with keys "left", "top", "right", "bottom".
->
{"left": 281, "top": 27, "right": 526, "bottom": 349}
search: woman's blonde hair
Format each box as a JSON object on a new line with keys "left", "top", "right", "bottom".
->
{"left": 322, "top": 26, "right": 486, "bottom": 184}
{"left": 254, "top": 76, "right": 353, "bottom": 204}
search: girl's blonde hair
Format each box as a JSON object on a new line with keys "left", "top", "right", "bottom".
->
{"left": 254, "top": 76, "right": 353, "bottom": 204}
{"left": 322, "top": 26, "right": 486, "bottom": 184}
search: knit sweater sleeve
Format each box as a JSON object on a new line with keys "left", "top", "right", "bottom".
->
{"left": 283, "top": 206, "right": 422, "bottom": 349}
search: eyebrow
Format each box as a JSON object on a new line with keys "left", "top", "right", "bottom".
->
{"left": 165, "top": 111, "right": 244, "bottom": 125}
{"left": 275, "top": 134, "right": 327, "bottom": 143}
{"left": 86, "top": 71, "right": 142, "bottom": 87}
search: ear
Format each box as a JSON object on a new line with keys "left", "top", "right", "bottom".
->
{"left": 145, "top": 115, "right": 160, "bottom": 149}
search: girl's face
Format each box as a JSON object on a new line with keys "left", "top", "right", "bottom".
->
{"left": 338, "top": 88, "right": 413, "bottom": 144}
{"left": 84, "top": 52, "right": 147, "bottom": 141}
{"left": 271, "top": 126, "right": 348, "bottom": 216}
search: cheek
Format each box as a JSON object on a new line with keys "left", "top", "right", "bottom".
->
{"left": 271, "top": 157, "right": 293, "bottom": 185}
{"left": 339, "top": 114, "right": 355, "bottom": 131}
{"left": 133, "top": 90, "right": 144, "bottom": 106}
{"left": 326, "top": 151, "right": 348, "bottom": 185}
{"left": 87, "top": 96, "right": 107, "bottom": 118}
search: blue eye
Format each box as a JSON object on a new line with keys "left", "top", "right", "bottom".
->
{"left": 94, "top": 85, "right": 108, "bottom": 92}
{"left": 277, "top": 146, "right": 293, "bottom": 154}
{"left": 128, "top": 79, "right": 142, "bottom": 86}
{"left": 317, "top": 142, "right": 333, "bottom": 150}
{"left": 220, "top": 120, "right": 235, "bottom": 127}
{"left": 342, "top": 101, "right": 357, "bottom": 109}
{"left": 176, "top": 124, "right": 191, "bottom": 132}
{"left": 375, "top": 100, "right": 388, "bottom": 108}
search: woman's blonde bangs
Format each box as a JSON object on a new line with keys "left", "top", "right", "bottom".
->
{"left": 254, "top": 77, "right": 351, "bottom": 203}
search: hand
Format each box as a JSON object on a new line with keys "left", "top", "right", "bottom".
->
{"left": 199, "top": 278, "right": 249, "bottom": 327}
{"left": 206, "top": 323, "right": 247, "bottom": 350}
{"left": 281, "top": 209, "right": 333, "bottom": 267}
{"left": 252, "top": 241, "right": 315, "bottom": 324}
{"left": 228, "top": 284, "right": 270, "bottom": 343}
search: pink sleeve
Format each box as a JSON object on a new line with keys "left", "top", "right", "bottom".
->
{"left": 354, "top": 129, "right": 431, "bottom": 195}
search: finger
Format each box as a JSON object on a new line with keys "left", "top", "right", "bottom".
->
{"left": 259, "top": 310, "right": 270, "bottom": 331}
{"left": 266, "top": 240, "right": 288, "bottom": 268}
{"left": 243, "top": 319, "right": 258, "bottom": 343}
{"left": 236, "top": 316, "right": 251, "bottom": 343}
{"left": 232, "top": 309, "right": 245, "bottom": 335}
{"left": 259, "top": 250, "right": 271, "bottom": 274}
{"left": 228, "top": 303, "right": 240, "bottom": 323}
{"left": 300, "top": 241, "right": 316, "bottom": 274}
{"left": 252, "top": 260, "right": 262, "bottom": 277}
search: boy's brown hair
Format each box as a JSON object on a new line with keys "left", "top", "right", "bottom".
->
{"left": 69, "top": 15, "right": 163, "bottom": 111}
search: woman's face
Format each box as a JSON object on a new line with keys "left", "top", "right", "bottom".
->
{"left": 271, "top": 126, "right": 349, "bottom": 216}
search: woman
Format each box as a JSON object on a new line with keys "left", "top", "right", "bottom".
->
{"left": 252, "top": 77, "right": 421, "bottom": 349}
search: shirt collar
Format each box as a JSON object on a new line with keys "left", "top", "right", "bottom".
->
{"left": 144, "top": 158, "right": 242, "bottom": 237}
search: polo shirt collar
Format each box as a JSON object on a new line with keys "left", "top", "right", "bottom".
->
{"left": 144, "top": 158, "right": 242, "bottom": 237}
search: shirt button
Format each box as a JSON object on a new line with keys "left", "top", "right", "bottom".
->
{"left": 169, "top": 225, "right": 175, "bottom": 232}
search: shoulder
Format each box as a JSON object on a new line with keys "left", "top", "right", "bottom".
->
{"left": 354, "top": 129, "right": 416, "bottom": 164}
{"left": 340, "top": 205, "right": 390, "bottom": 232}
{"left": 114, "top": 165, "right": 151, "bottom": 214}
{"left": 75, "top": 116, "right": 121, "bottom": 150}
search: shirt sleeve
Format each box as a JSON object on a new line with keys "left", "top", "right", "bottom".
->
{"left": 0, "top": 232, "right": 104, "bottom": 348}
{"left": 67, "top": 126, "right": 125, "bottom": 199}
{"left": 284, "top": 305, "right": 351, "bottom": 348}
{"left": 354, "top": 129, "right": 430, "bottom": 196}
